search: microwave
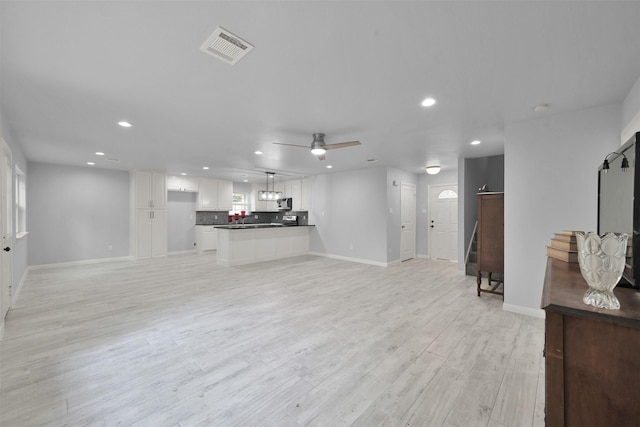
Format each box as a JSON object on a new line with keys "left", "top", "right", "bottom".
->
{"left": 277, "top": 197, "right": 293, "bottom": 210}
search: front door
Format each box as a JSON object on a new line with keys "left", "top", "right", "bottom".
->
{"left": 400, "top": 183, "right": 416, "bottom": 261}
{"left": 0, "top": 139, "right": 13, "bottom": 320}
{"left": 429, "top": 184, "right": 458, "bottom": 261}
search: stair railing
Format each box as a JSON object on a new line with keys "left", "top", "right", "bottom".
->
{"left": 465, "top": 220, "right": 478, "bottom": 266}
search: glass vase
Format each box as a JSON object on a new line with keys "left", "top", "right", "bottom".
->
{"left": 575, "top": 231, "right": 628, "bottom": 310}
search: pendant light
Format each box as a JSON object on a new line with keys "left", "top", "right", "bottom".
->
{"left": 258, "top": 172, "right": 283, "bottom": 201}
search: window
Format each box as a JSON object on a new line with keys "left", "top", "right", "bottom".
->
{"left": 231, "top": 193, "right": 249, "bottom": 214}
{"left": 437, "top": 189, "right": 458, "bottom": 199}
{"left": 15, "top": 166, "right": 26, "bottom": 238}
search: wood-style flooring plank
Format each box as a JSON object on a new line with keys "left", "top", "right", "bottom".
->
{"left": 1, "top": 253, "right": 544, "bottom": 426}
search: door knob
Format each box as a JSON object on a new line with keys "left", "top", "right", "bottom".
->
{"left": 3, "top": 247, "right": 10, "bottom": 252}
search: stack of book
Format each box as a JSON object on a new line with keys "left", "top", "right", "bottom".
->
{"left": 547, "top": 231, "right": 578, "bottom": 263}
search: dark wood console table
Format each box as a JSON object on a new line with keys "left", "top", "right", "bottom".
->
{"left": 541, "top": 258, "right": 640, "bottom": 426}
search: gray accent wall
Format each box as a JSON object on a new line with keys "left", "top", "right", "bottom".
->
{"left": 504, "top": 103, "right": 620, "bottom": 312}
{"left": 462, "top": 155, "right": 504, "bottom": 259}
{"left": 167, "top": 191, "right": 196, "bottom": 253}
{"left": 27, "top": 162, "right": 129, "bottom": 265}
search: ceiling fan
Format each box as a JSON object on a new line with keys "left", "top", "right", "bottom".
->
{"left": 274, "top": 133, "right": 361, "bottom": 160}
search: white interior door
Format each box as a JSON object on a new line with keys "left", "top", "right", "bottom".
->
{"left": 1, "top": 139, "right": 13, "bottom": 320}
{"left": 400, "top": 183, "right": 416, "bottom": 261}
{"left": 429, "top": 184, "right": 458, "bottom": 261}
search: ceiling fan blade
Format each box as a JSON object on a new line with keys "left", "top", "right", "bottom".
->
{"left": 324, "top": 141, "right": 361, "bottom": 150}
{"left": 273, "top": 142, "right": 309, "bottom": 148}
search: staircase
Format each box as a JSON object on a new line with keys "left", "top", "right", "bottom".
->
{"left": 465, "top": 223, "right": 504, "bottom": 282}
{"left": 466, "top": 229, "right": 479, "bottom": 277}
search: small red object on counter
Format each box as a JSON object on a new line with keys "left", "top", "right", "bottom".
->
{"left": 234, "top": 213, "right": 240, "bottom": 220}
{"left": 241, "top": 210, "right": 246, "bottom": 218}
{"left": 228, "top": 215, "right": 232, "bottom": 223}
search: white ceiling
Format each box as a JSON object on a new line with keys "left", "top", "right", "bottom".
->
{"left": 2, "top": 1, "right": 639, "bottom": 183}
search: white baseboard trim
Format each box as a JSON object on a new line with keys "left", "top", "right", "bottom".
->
{"left": 168, "top": 250, "right": 198, "bottom": 256}
{"left": 11, "top": 269, "right": 28, "bottom": 307}
{"left": 28, "top": 256, "right": 132, "bottom": 271}
{"left": 308, "top": 252, "right": 389, "bottom": 267}
{"left": 502, "top": 303, "right": 546, "bottom": 319}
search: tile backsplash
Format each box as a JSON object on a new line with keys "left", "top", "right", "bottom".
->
{"left": 196, "top": 211, "right": 309, "bottom": 225}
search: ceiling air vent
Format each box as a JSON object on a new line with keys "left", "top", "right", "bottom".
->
{"left": 200, "top": 27, "right": 254, "bottom": 65}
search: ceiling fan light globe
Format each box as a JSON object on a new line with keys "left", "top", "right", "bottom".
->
{"left": 311, "top": 147, "right": 326, "bottom": 155}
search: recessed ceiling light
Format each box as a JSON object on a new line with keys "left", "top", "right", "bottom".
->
{"left": 180, "top": 173, "right": 187, "bottom": 176}
{"left": 254, "top": 150, "right": 263, "bottom": 155}
{"left": 243, "top": 179, "right": 248, "bottom": 183}
{"left": 86, "top": 162, "right": 95, "bottom": 166}
{"left": 471, "top": 140, "right": 481, "bottom": 145}
{"left": 421, "top": 97, "right": 437, "bottom": 107}
{"left": 118, "top": 121, "right": 132, "bottom": 128}
{"left": 202, "top": 166, "right": 209, "bottom": 170}
{"left": 326, "top": 165, "right": 333, "bottom": 169}
{"left": 95, "top": 151, "right": 105, "bottom": 156}
{"left": 533, "top": 103, "right": 550, "bottom": 112}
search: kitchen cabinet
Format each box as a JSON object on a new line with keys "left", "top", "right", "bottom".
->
{"left": 300, "top": 178, "right": 309, "bottom": 210}
{"left": 134, "top": 171, "right": 166, "bottom": 209}
{"left": 217, "top": 179, "right": 233, "bottom": 211}
{"left": 197, "top": 178, "right": 232, "bottom": 211}
{"left": 130, "top": 171, "right": 167, "bottom": 260}
{"left": 195, "top": 225, "right": 218, "bottom": 252}
{"left": 167, "top": 175, "right": 198, "bottom": 192}
{"left": 134, "top": 210, "right": 167, "bottom": 259}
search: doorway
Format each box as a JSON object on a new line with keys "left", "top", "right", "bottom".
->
{"left": 0, "top": 138, "right": 13, "bottom": 321}
{"left": 400, "top": 182, "right": 416, "bottom": 261}
{"left": 429, "top": 184, "right": 458, "bottom": 261}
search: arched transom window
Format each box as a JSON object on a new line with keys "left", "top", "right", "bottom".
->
{"left": 437, "top": 189, "right": 458, "bottom": 199}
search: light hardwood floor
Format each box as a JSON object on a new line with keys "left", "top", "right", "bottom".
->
{"left": 1, "top": 253, "right": 545, "bottom": 426}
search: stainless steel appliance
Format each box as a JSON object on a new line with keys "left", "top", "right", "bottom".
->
{"left": 282, "top": 215, "right": 298, "bottom": 226}
{"left": 277, "top": 197, "right": 293, "bottom": 210}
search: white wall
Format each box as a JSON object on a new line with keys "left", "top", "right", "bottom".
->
{"left": 504, "top": 104, "right": 621, "bottom": 313}
{"left": 622, "top": 75, "right": 640, "bottom": 142}
{"left": 309, "top": 167, "right": 388, "bottom": 264}
{"left": 27, "top": 162, "right": 129, "bottom": 265}
{"left": 167, "top": 191, "right": 196, "bottom": 253}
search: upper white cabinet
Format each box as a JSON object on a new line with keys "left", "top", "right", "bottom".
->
{"left": 299, "top": 178, "right": 309, "bottom": 211}
{"left": 217, "top": 179, "right": 233, "bottom": 211}
{"left": 252, "top": 178, "right": 310, "bottom": 212}
{"left": 134, "top": 171, "right": 166, "bottom": 209}
{"left": 167, "top": 175, "right": 198, "bottom": 192}
{"left": 197, "top": 178, "right": 232, "bottom": 211}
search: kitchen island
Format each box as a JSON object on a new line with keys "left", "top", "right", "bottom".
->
{"left": 215, "top": 224, "right": 311, "bottom": 266}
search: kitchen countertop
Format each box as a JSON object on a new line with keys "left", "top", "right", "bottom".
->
{"left": 213, "top": 223, "right": 314, "bottom": 230}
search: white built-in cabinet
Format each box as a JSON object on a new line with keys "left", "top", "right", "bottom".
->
{"left": 195, "top": 225, "right": 218, "bottom": 252}
{"left": 197, "top": 178, "right": 232, "bottom": 211}
{"left": 167, "top": 175, "right": 198, "bottom": 192}
{"left": 131, "top": 171, "right": 167, "bottom": 259}
{"left": 252, "top": 178, "right": 309, "bottom": 212}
